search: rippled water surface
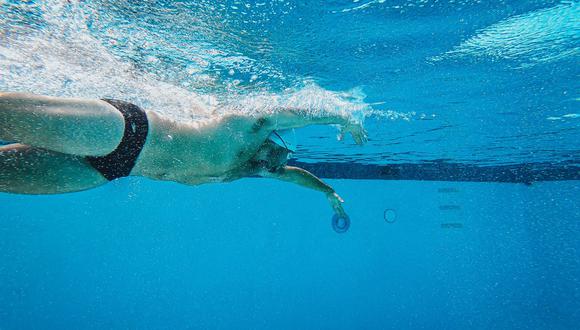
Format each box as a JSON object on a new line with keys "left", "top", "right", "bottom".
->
{"left": 1, "top": 0, "right": 578, "bottom": 165}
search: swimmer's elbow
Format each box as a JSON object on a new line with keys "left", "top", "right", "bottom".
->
{"left": 257, "top": 167, "right": 281, "bottom": 178}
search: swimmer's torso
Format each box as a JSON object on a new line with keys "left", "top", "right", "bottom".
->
{"left": 131, "top": 110, "right": 269, "bottom": 184}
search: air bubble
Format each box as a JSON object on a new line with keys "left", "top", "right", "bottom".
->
{"left": 384, "top": 209, "right": 396, "bottom": 223}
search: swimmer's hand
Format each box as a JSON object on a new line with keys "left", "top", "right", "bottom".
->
{"left": 338, "top": 122, "right": 368, "bottom": 145}
{"left": 327, "top": 191, "right": 347, "bottom": 217}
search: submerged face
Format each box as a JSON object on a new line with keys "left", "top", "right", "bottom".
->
{"left": 253, "top": 140, "right": 291, "bottom": 172}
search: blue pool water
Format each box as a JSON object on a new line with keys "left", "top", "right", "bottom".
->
{"left": 1, "top": 0, "right": 579, "bottom": 329}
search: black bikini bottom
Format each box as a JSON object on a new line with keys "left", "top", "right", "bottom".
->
{"left": 86, "top": 99, "right": 149, "bottom": 181}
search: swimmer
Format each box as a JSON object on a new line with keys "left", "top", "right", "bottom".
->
{"left": 0, "top": 92, "right": 367, "bottom": 219}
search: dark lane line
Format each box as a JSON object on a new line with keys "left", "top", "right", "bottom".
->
{"left": 288, "top": 160, "right": 580, "bottom": 184}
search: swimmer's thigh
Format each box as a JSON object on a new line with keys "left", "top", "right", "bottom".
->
{"left": 0, "top": 92, "right": 125, "bottom": 156}
{"left": 0, "top": 144, "right": 108, "bottom": 194}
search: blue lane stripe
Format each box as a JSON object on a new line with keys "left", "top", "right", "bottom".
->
{"left": 287, "top": 160, "right": 580, "bottom": 184}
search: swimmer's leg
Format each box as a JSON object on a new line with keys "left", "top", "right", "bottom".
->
{"left": 0, "top": 92, "right": 125, "bottom": 156}
{"left": 0, "top": 144, "right": 107, "bottom": 194}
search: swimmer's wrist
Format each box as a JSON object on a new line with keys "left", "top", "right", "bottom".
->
{"left": 326, "top": 191, "right": 344, "bottom": 203}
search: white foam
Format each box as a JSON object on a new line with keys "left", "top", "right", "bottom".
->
{"left": 432, "top": 2, "right": 579, "bottom": 68}
{"left": 216, "top": 82, "right": 369, "bottom": 125}
{"left": 0, "top": 4, "right": 215, "bottom": 120}
{"left": 562, "top": 113, "right": 580, "bottom": 119}
{"left": 0, "top": 1, "right": 382, "bottom": 127}
{"left": 546, "top": 113, "right": 580, "bottom": 121}
{"left": 0, "top": 0, "right": 430, "bottom": 131}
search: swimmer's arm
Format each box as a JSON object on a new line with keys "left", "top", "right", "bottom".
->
{"left": 270, "top": 108, "right": 349, "bottom": 128}
{"left": 262, "top": 165, "right": 346, "bottom": 216}
{"left": 266, "top": 108, "right": 367, "bottom": 144}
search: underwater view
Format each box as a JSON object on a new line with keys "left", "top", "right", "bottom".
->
{"left": 1, "top": 0, "right": 579, "bottom": 329}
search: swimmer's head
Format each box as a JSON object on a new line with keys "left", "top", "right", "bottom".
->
{"left": 268, "top": 130, "right": 296, "bottom": 153}
{"left": 252, "top": 138, "right": 292, "bottom": 173}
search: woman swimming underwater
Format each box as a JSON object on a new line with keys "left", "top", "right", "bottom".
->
{"left": 0, "top": 92, "right": 367, "bottom": 230}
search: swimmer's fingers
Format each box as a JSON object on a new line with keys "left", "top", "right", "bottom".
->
{"left": 352, "top": 127, "right": 368, "bottom": 145}
{"left": 363, "top": 128, "right": 368, "bottom": 143}
{"left": 339, "top": 123, "right": 368, "bottom": 145}
{"left": 333, "top": 203, "right": 347, "bottom": 218}
{"left": 327, "top": 192, "right": 346, "bottom": 215}
{"left": 333, "top": 192, "right": 345, "bottom": 203}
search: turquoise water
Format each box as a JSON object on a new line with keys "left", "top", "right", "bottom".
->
{"left": 1, "top": 0, "right": 579, "bottom": 329}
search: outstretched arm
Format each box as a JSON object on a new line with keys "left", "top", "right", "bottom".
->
{"left": 266, "top": 108, "right": 367, "bottom": 145}
{"left": 270, "top": 107, "right": 348, "bottom": 128}
{"left": 261, "top": 165, "right": 347, "bottom": 217}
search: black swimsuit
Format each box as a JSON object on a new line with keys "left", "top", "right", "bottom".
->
{"left": 86, "top": 99, "right": 149, "bottom": 181}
